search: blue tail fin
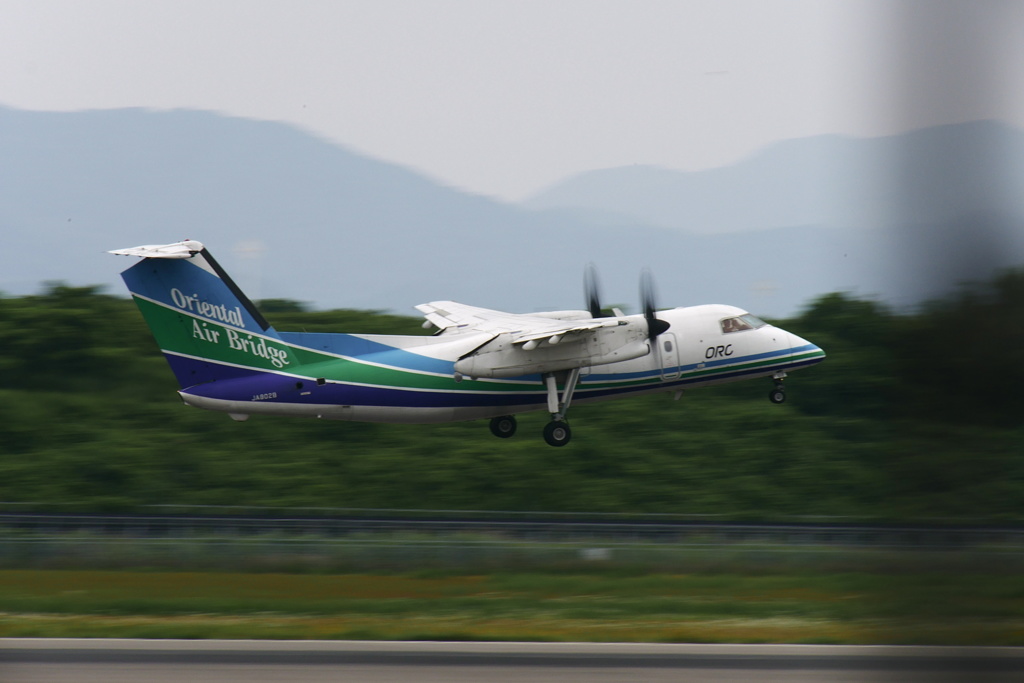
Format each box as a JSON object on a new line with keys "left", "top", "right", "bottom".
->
{"left": 111, "top": 240, "right": 297, "bottom": 389}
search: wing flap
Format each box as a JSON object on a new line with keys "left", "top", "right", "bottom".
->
{"left": 512, "top": 319, "right": 622, "bottom": 346}
{"left": 417, "top": 300, "right": 623, "bottom": 342}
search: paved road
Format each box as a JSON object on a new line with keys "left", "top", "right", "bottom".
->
{"left": 3, "top": 639, "right": 1024, "bottom": 682}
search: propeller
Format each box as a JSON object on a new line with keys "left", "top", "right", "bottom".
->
{"left": 584, "top": 262, "right": 603, "bottom": 318}
{"left": 586, "top": 264, "right": 670, "bottom": 338}
{"left": 640, "top": 268, "right": 671, "bottom": 340}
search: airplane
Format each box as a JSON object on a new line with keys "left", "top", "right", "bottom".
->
{"left": 111, "top": 239, "right": 825, "bottom": 446}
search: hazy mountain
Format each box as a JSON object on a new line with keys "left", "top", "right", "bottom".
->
{"left": 524, "top": 121, "right": 1024, "bottom": 235}
{"left": 526, "top": 121, "right": 1024, "bottom": 306}
{"left": 2, "top": 106, "right": 1022, "bottom": 319}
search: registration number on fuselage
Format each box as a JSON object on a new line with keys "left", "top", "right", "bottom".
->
{"left": 251, "top": 392, "right": 278, "bottom": 401}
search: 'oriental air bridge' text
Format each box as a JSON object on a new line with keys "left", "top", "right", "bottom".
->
{"left": 170, "top": 288, "right": 245, "bottom": 328}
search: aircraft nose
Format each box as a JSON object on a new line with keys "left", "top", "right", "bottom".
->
{"left": 786, "top": 330, "right": 826, "bottom": 363}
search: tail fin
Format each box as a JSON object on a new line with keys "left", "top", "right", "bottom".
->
{"left": 112, "top": 240, "right": 297, "bottom": 389}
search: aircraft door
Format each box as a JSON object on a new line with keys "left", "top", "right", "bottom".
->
{"left": 659, "top": 333, "right": 680, "bottom": 380}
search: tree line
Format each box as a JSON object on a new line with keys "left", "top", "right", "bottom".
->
{"left": 2, "top": 272, "right": 1023, "bottom": 521}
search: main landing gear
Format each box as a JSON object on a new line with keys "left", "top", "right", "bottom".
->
{"left": 487, "top": 369, "right": 581, "bottom": 447}
{"left": 541, "top": 368, "right": 580, "bottom": 447}
{"left": 488, "top": 414, "right": 571, "bottom": 446}
{"left": 768, "top": 371, "right": 787, "bottom": 404}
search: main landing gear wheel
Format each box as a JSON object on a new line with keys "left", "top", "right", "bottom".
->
{"left": 489, "top": 415, "right": 517, "bottom": 438}
{"left": 543, "top": 421, "right": 572, "bottom": 447}
{"left": 769, "top": 385, "right": 787, "bottom": 404}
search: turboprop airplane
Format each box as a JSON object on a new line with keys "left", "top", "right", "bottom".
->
{"left": 111, "top": 240, "right": 825, "bottom": 446}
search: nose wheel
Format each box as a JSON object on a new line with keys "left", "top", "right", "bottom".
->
{"left": 768, "top": 371, "right": 787, "bottom": 404}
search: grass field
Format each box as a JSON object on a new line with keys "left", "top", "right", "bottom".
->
{"left": 2, "top": 569, "right": 1023, "bottom": 645}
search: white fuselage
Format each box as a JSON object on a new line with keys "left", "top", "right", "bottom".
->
{"left": 179, "top": 304, "right": 824, "bottom": 424}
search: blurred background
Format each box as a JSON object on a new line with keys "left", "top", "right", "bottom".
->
{"left": 2, "top": 0, "right": 1024, "bottom": 653}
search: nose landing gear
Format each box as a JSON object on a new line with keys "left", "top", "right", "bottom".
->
{"left": 768, "top": 371, "right": 787, "bottom": 404}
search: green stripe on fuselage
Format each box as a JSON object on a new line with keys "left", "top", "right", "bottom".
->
{"left": 134, "top": 297, "right": 533, "bottom": 393}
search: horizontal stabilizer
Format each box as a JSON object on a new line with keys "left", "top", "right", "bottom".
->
{"left": 109, "top": 240, "right": 205, "bottom": 259}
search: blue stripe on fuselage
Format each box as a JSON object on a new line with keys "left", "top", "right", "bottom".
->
{"left": 175, "top": 346, "right": 823, "bottom": 411}
{"left": 277, "top": 331, "right": 456, "bottom": 375}
{"left": 166, "top": 353, "right": 265, "bottom": 388}
{"left": 181, "top": 369, "right": 543, "bottom": 409}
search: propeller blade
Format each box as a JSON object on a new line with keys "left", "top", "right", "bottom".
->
{"left": 640, "top": 269, "right": 671, "bottom": 339}
{"left": 584, "top": 263, "right": 602, "bottom": 318}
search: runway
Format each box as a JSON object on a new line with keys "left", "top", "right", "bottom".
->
{"left": 3, "top": 638, "right": 1024, "bottom": 682}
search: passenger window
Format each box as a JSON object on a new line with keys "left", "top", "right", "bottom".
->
{"left": 664, "top": 340, "right": 673, "bottom": 352}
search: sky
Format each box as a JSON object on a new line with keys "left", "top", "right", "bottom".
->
{"left": 2, "top": 0, "right": 1024, "bottom": 201}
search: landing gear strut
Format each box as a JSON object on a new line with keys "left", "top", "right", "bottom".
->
{"left": 541, "top": 368, "right": 581, "bottom": 447}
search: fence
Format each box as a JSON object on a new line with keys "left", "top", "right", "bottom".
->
{"left": 2, "top": 508, "right": 1022, "bottom": 572}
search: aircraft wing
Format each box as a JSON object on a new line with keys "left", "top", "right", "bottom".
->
{"left": 416, "top": 301, "right": 622, "bottom": 346}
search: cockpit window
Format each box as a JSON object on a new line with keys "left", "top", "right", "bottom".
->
{"left": 721, "top": 314, "right": 767, "bottom": 334}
